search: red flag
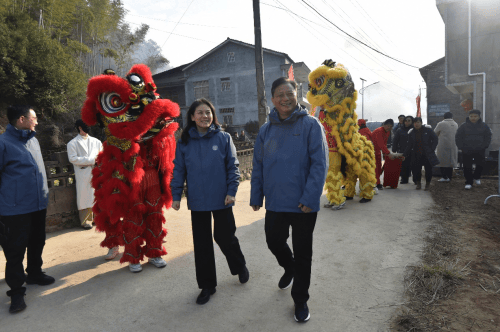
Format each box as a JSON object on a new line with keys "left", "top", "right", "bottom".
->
{"left": 416, "top": 89, "right": 421, "bottom": 118}
{"left": 288, "top": 64, "right": 294, "bottom": 80}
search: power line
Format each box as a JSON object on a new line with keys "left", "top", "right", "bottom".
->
{"left": 301, "top": 0, "right": 421, "bottom": 69}
{"left": 127, "top": 13, "right": 236, "bottom": 29}
{"left": 161, "top": 0, "right": 196, "bottom": 48}
{"left": 125, "top": 21, "right": 217, "bottom": 43}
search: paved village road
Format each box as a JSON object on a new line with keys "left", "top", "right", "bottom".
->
{"left": 0, "top": 180, "right": 432, "bottom": 331}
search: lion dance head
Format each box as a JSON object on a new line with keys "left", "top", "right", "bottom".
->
{"left": 306, "top": 60, "right": 357, "bottom": 126}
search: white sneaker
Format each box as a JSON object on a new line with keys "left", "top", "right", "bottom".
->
{"left": 129, "top": 263, "right": 143, "bottom": 273}
{"left": 104, "top": 246, "right": 119, "bottom": 260}
{"left": 331, "top": 201, "right": 346, "bottom": 211}
{"left": 438, "top": 178, "right": 450, "bottom": 182}
{"left": 323, "top": 202, "right": 334, "bottom": 208}
{"left": 374, "top": 187, "right": 379, "bottom": 195}
{"left": 465, "top": 184, "right": 472, "bottom": 190}
{"left": 148, "top": 257, "right": 167, "bottom": 268}
{"left": 474, "top": 179, "right": 481, "bottom": 185}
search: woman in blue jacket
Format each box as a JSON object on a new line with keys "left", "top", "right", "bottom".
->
{"left": 171, "top": 98, "right": 248, "bottom": 305}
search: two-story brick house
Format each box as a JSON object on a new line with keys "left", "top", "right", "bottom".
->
{"left": 153, "top": 38, "right": 311, "bottom": 133}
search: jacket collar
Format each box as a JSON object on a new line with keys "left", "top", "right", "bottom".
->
{"left": 6, "top": 123, "right": 36, "bottom": 141}
{"left": 188, "top": 124, "right": 220, "bottom": 139}
{"left": 269, "top": 104, "right": 308, "bottom": 124}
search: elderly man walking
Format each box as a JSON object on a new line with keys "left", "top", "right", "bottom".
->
{"left": 0, "top": 105, "right": 54, "bottom": 314}
{"left": 67, "top": 119, "right": 103, "bottom": 230}
{"left": 250, "top": 77, "right": 328, "bottom": 323}
{"left": 434, "top": 112, "right": 458, "bottom": 182}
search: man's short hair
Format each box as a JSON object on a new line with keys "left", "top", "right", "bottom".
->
{"left": 75, "top": 119, "right": 90, "bottom": 133}
{"left": 414, "top": 117, "right": 423, "bottom": 123}
{"left": 469, "top": 109, "right": 481, "bottom": 116}
{"left": 398, "top": 114, "right": 405, "bottom": 119}
{"left": 7, "top": 105, "right": 32, "bottom": 126}
{"left": 444, "top": 112, "right": 453, "bottom": 119}
{"left": 271, "top": 77, "right": 297, "bottom": 97}
{"left": 383, "top": 119, "right": 394, "bottom": 126}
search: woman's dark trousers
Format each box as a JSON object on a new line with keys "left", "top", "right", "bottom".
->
{"left": 400, "top": 156, "right": 413, "bottom": 183}
{"left": 412, "top": 154, "right": 433, "bottom": 184}
{"left": 191, "top": 207, "right": 246, "bottom": 289}
{"left": 462, "top": 150, "right": 485, "bottom": 185}
{"left": 440, "top": 167, "right": 453, "bottom": 180}
{"left": 265, "top": 210, "right": 317, "bottom": 304}
{"left": 0, "top": 209, "right": 47, "bottom": 297}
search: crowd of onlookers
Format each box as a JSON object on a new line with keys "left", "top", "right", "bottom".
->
{"left": 361, "top": 110, "right": 492, "bottom": 191}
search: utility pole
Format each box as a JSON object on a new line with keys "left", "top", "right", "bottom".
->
{"left": 253, "top": 0, "right": 268, "bottom": 127}
{"left": 360, "top": 78, "right": 366, "bottom": 120}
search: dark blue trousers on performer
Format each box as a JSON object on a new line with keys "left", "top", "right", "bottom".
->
{"left": 0, "top": 209, "right": 47, "bottom": 297}
{"left": 265, "top": 210, "right": 317, "bottom": 304}
{"left": 191, "top": 207, "right": 246, "bottom": 289}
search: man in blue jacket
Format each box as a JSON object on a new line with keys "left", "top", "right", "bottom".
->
{"left": 0, "top": 105, "right": 54, "bottom": 314}
{"left": 250, "top": 77, "right": 328, "bottom": 323}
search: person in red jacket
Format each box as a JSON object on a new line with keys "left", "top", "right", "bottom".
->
{"left": 358, "top": 119, "right": 372, "bottom": 141}
{"left": 371, "top": 119, "right": 394, "bottom": 189}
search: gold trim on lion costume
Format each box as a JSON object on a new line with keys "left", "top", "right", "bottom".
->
{"left": 307, "top": 60, "right": 377, "bottom": 209}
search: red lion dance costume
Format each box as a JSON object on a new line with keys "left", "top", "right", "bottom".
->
{"left": 81, "top": 64, "right": 179, "bottom": 266}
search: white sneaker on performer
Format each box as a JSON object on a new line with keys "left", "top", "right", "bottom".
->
{"left": 438, "top": 178, "right": 450, "bottom": 182}
{"left": 129, "top": 263, "right": 143, "bottom": 273}
{"left": 148, "top": 257, "right": 167, "bottom": 268}
{"left": 474, "top": 179, "right": 481, "bottom": 185}
{"left": 104, "top": 246, "right": 119, "bottom": 260}
{"left": 374, "top": 187, "right": 379, "bottom": 195}
{"left": 465, "top": 184, "right": 472, "bottom": 190}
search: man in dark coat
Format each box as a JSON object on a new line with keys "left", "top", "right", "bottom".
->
{"left": 392, "top": 115, "right": 414, "bottom": 184}
{"left": 403, "top": 117, "right": 439, "bottom": 190}
{"left": 455, "top": 109, "right": 492, "bottom": 190}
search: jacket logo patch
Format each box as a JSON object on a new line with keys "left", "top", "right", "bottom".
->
{"left": 212, "top": 145, "right": 218, "bottom": 151}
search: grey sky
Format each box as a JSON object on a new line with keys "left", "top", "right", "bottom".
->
{"left": 122, "top": 0, "right": 446, "bottom": 123}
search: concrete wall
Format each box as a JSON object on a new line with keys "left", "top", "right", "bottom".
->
{"left": 421, "top": 58, "right": 464, "bottom": 129}
{"left": 442, "top": 0, "right": 500, "bottom": 150}
{"left": 183, "top": 43, "right": 289, "bottom": 132}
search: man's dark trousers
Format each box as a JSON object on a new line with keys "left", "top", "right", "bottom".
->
{"left": 190, "top": 207, "right": 246, "bottom": 289}
{"left": 265, "top": 210, "right": 317, "bottom": 304}
{"left": 462, "top": 150, "right": 485, "bottom": 185}
{"left": 1, "top": 209, "right": 47, "bottom": 296}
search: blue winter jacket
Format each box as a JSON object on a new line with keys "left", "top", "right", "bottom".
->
{"left": 0, "top": 124, "right": 49, "bottom": 216}
{"left": 250, "top": 105, "right": 328, "bottom": 213}
{"left": 171, "top": 124, "right": 240, "bottom": 211}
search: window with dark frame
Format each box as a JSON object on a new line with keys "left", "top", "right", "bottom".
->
{"left": 220, "top": 107, "right": 234, "bottom": 114}
{"left": 223, "top": 114, "right": 233, "bottom": 125}
{"left": 221, "top": 77, "right": 231, "bottom": 92}
{"left": 193, "top": 80, "right": 209, "bottom": 99}
{"left": 227, "top": 52, "right": 235, "bottom": 62}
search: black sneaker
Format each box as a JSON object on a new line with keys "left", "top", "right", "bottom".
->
{"left": 344, "top": 196, "right": 353, "bottom": 200}
{"left": 196, "top": 288, "right": 216, "bottom": 305}
{"left": 278, "top": 269, "right": 294, "bottom": 290}
{"left": 26, "top": 272, "right": 55, "bottom": 286}
{"left": 9, "top": 294, "right": 27, "bottom": 314}
{"left": 376, "top": 184, "right": 383, "bottom": 190}
{"left": 238, "top": 266, "right": 249, "bottom": 284}
{"left": 359, "top": 198, "right": 371, "bottom": 203}
{"left": 294, "top": 302, "right": 310, "bottom": 322}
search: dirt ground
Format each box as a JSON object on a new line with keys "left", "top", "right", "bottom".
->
{"left": 392, "top": 172, "right": 500, "bottom": 331}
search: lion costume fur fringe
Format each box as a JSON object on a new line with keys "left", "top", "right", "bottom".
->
{"left": 306, "top": 60, "right": 377, "bottom": 207}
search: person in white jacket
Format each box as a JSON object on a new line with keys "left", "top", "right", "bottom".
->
{"left": 67, "top": 120, "right": 102, "bottom": 230}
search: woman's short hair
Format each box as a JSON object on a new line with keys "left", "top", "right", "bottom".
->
{"left": 469, "top": 109, "right": 481, "bottom": 116}
{"left": 444, "top": 112, "right": 453, "bottom": 119}
{"left": 7, "top": 105, "right": 32, "bottom": 126}
{"left": 271, "top": 77, "right": 297, "bottom": 97}
{"left": 414, "top": 117, "right": 423, "bottom": 123}
{"left": 180, "top": 98, "right": 220, "bottom": 144}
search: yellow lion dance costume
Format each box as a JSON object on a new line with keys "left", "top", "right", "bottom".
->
{"left": 307, "top": 60, "right": 376, "bottom": 210}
